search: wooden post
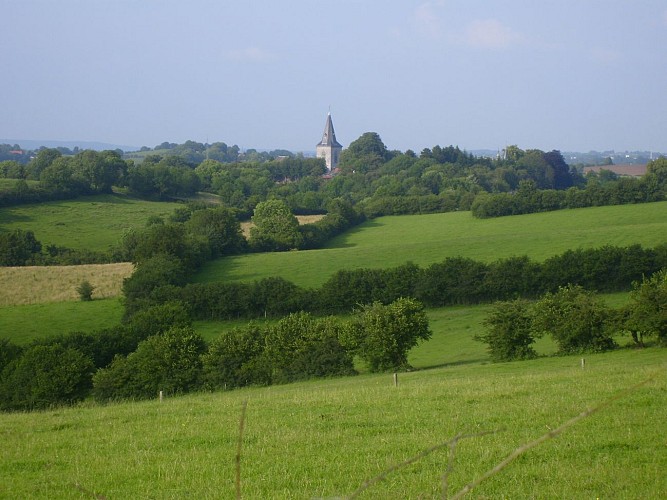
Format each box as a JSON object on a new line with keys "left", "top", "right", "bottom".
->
{"left": 393, "top": 373, "right": 398, "bottom": 387}
{"left": 159, "top": 390, "right": 163, "bottom": 402}
{"left": 581, "top": 358, "right": 585, "bottom": 369}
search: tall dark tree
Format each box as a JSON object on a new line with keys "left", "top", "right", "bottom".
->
{"left": 544, "top": 150, "right": 573, "bottom": 189}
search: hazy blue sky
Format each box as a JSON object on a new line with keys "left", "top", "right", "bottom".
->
{"left": 2, "top": 1, "right": 666, "bottom": 153}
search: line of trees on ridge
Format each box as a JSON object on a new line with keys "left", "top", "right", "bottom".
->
{"left": 3, "top": 138, "right": 665, "bottom": 223}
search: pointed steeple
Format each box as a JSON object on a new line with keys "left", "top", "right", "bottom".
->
{"left": 317, "top": 112, "right": 342, "bottom": 148}
{"left": 316, "top": 112, "right": 343, "bottom": 171}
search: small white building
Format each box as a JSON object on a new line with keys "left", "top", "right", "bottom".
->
{"left": 316, "top": 112, "right": 342, "bottom": 172}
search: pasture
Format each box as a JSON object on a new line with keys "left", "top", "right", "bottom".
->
{"left": 0, "top": 193, "right": 181, "bottom": 251}
{"left": 195, "top": 201, "right": 667, "bottom": 288}
{"left": 0, "top": 347, "right": 664, "bottom": 498}
{"left": 0, "top": 299, "right": 124, "bottom": 344}
{"left": 0, "top": 263, "right": 133, "bottom": 306}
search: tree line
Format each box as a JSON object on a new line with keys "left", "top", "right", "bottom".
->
{"left": 477, "top": 270, "right": 667, "bottom": 361}
{"left": 0, "top": 298, "right": 430, "bottom": 411}
{"left": 4, "top": 138, "right": 664, "bottom": 222}
{"left": 123, "top": 242, "right": 667, "bottom": 322}
{"left": 471, "top": 158, "right": 667, "bottom": 218}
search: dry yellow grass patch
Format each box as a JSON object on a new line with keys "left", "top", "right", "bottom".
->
{"left": 0, "top": 263, "right": 134, "bottom": 306}
{"left": 240, "top": 214, "right": 325, "bottom": 238}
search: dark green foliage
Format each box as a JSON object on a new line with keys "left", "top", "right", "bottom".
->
{"left": 532, "top": 285, "right": 616, "bottom": 353}
{"left": 122, "top": 254, "right": 188, "bottom": 316}
{"left": 92, "top": 326, "right": 206, "bottom": 401}
{"left": 124, "top": 302, "right": 192, "bottom": 346}
{"left": 250, "top": 277, "right": 309, "bottom": 317}
{"left": 472, "top": 173, "right": 664, "bottom": 219}
{"left": 180, "top": 282, "right": 254, "bottom": 320}
{"left": 162, "top": 244, "right": 664, "bottom": 323}
{"left": 0, "top": 229, "right": 41, "bottom": 266}
{"left": 185, "top": 206, "right": 246, "bottom": 257}
{"left": 319, "top": 268, "right": 388, "bottom": 313}
{"left": 345, "top": 298, "right": 431, "bottom": 372}
{"left": 201, "top": 324, "right": 270, "bottom": 390}
{"left": 475, "top": 299, "right": 537, "bottom": 362}
{"left": 416, "top": 257, "right": 488, "bottom": 306}
{"left": 540, "top": 245, "right": 661, "bottom": 293}
{"left": 249, "top": 199, "right": 303, "bottom": 251}
{"left": 0, "top": 339, "right": 23, "bottom": 374}
{"left": 0, "top": 344, "right": 94, "bottom": 411}
{"left": 129, "top": 223, "right": 210, "bottom": 270}
{"left": 622, "top": 269, "right": 667, "bottom": 345}
{"left": 264, "top": 312, "right": 355, "bottom": 383}
{"left": 484, "top": 256, "right": 541, "bottom": 300}
{"left": 76, "top": 280, "right": 95, "bottom": 301}
{"left": 125, "top": 160, "right": 201, "bottom": 199}
{"left": 24, "top": 303, "right": 190, "bottom": 373}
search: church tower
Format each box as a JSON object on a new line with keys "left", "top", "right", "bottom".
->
{"left": 316, "top": 112, "right": 342, "bottom": 171}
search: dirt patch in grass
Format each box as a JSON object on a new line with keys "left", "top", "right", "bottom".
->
{"left": 0, "top": 263, "right": 134, "bottom": 306}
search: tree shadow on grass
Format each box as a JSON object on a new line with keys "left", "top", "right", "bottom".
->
{"left": 325, "top": 219, "right": 384, "bottom": 249}
{"left": 416, "top": 358, "right": 490, "bottom": 371}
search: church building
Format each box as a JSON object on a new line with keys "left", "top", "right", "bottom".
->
{"left": 316, "top": 112, "right": 342, "bottom": 172}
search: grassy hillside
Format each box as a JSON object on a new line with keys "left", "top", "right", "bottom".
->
{"left": 1, "top": 347, "right": 664, "bottom": 498}
{"left": 195, "top": 201, "right": 667, "bottom": 289}
{"left": 0, "top": 193, "right": 181, "bottom": 251}
{"left": 0, "top": 299, "right": 124, "bottom": 344}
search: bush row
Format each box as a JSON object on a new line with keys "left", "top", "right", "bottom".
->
{"left": 126, "top": 244, "right": 667, "bottom": 321}
{"left": 477, "top": 271, "right": 667, "bottom": 362}
{"left": 0, "top": 298, "right": 429, "bottom": 411}
{"left": 471, "top": 164, "right": 666, "bottom": 219}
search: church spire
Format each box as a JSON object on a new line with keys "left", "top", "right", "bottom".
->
{"left": 316, "top": 112, "right": 343, "bottom": 171}
{"left": 317, "top": 112, "right": 342, "bottom": 148}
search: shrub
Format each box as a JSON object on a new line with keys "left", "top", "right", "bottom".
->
{"left": 532, "top": 284, "right": 616, "bottom": 353}
{"left": 623, "top": 269, "right": 667, "bottom": 345}
{"left": 345, "top": 298, "right": 431, "bottom": 372}
{"left": 92, "top": 326, "right": 206, "bottom": 401}
{"left": 475, "top": 299, "right": 537, "bottom": 362}
{"left": 201, "top": 323, "right": 270, "bottom": 390}
{"left": 0, "top": 344, "right": 94, "bottom": 411}
{"left": 264, "top": 312, "right": 356, "bottom": 383}
{"left": 76, "top": 280, "right": 95, "bottom": 301}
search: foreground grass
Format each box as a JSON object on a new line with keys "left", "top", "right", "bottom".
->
{"left": 0, "top": 263, "right": 133, "bottom": 306}
{"left": 195, "top": 201, "right": 667, "bottom": 288}
{"left": 0, "top": 348, "right": 664, "bottom": 498}
{"left": 0, "top": 299, "right": 124, "bottom": 344}
{"left": 0, "top": 193, "right": 180, "bottom": 251}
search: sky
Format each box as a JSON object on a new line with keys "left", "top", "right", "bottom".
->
{"left": 2, "top": 0, "right": 667, "bottom": 153}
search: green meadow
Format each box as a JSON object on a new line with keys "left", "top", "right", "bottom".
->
{"left": 0, "top": 193, "right": 180, "bottom": 251}
{"left": 1, "top": 200, "right": 666, "bottom": 497}
{"left": 195, "top": 201, "right": 667, "bottom": 289}
{"left": 0, "top": 299, "right": 124, "bottom": 345}
{"left": 0, "top": 347, "right": 664, "bottom": 498}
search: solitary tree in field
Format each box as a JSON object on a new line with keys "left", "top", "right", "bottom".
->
{"left": 475, "top": 299, "right": 537, "bottom": 362}
{"left": 532, "top": 284, "right": 615, "bottom": 353}
{"left": 345, "top": 298, "right": 431, "bottom": 372}
{"left": 622, "top": 269, "right": 667, "bottom": 345}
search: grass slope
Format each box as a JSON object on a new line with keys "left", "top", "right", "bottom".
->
{"left": 0, "top": 299, "right": 124, "bottom": 344}
{"left": 0, "top": 348, "right": 664, "bottom": 498}
{"left": 0, "top": 193, "right": 180, "bottom": 251}
{"left": 195, "top": 201, "right": 667, "bottom": 288}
